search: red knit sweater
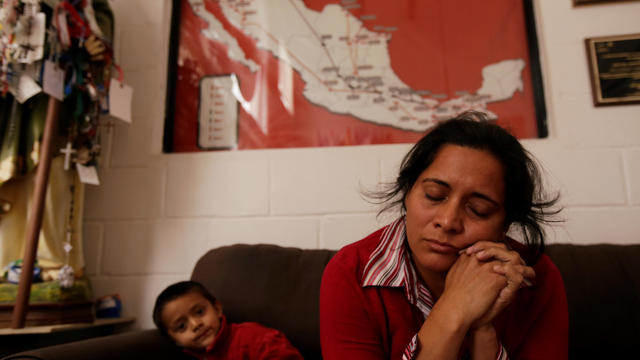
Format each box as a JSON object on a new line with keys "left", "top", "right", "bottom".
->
{"left": 184, "top": 316, "right": 303, "bottom": 360}
{"left": 320, "top": 226, "right": 569, "bottom": 359}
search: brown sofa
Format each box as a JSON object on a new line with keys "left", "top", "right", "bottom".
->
{"left": 2, "top": 243, "right": 639, "bottom": 359}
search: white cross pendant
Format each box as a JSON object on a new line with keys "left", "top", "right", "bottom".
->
{"left": 60, "top": 142, "right": 77, "bottom": 171}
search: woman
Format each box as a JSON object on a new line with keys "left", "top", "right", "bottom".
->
{"left": 320, "top": 112, "right": 568, "bottom": 359}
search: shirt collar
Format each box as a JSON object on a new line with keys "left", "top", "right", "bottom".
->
{"left": 361, "top": 217, "right": 434, "bottom": 317}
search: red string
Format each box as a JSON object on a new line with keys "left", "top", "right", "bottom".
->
{"left": 113, "top": 63, "right": 124, "bottom": 84}
{"left": 54, "top": 1, "right": 92, "bottom": 41}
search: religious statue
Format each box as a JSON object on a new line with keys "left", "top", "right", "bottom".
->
{"left": 0, "top": 0, "right": 114, "bottom": 288}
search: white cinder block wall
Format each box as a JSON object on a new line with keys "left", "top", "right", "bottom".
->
{"left": 84, "top": 0, "right": 640, "bottom": 329}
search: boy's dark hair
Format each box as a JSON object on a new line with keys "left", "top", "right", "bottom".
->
{"left": 152, "top": 280, "right": 218, "bottom": 336}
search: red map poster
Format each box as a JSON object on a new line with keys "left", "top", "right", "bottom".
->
{"left": 166, "top": 0, "right": 544, "bottom": 152}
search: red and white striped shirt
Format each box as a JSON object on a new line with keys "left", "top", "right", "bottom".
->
{"left": 361, "top": 217, "right": 508, "bottom": 360}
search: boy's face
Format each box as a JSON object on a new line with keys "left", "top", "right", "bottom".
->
{"left": 161, "top": 291, "right": 223, "bottom": 350}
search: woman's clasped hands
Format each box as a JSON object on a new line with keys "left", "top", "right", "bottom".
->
{"left": 443, "top": 241, "right": 536, "bottom": 331}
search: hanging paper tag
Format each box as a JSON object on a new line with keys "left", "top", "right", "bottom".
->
{"left": 14, "top": 12, "right": 46, "bottom": 63}
{"left": 109, "top": 78, "right": 133, "bottom": 123}
{"left": 56, "top": 9, "right": 71, "bottom": 48}
{"left": 14, "top": 74, "right": 42, "bottom": 103}
{"left": 43, "top": 60, "right": 65, "bottom": 100}
{"left": 76, "top": 163, "right": 100, "bottom": 185}
{"left": 29, "top": 12, "right": 46, "bottom": 62}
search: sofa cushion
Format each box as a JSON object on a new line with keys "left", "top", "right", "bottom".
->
{"left": 191, "top": 244, "right": 336, "bottom": 360}
{"left": 546, "top": 244, "right": 640, "bottom": 359}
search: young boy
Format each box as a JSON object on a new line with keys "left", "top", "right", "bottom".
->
{"left": 153, "top": 281, "right": 303, "bottom": 360}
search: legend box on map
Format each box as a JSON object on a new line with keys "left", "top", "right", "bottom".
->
{"left": 198, "top": 75, "right": 239, "bottom": 149}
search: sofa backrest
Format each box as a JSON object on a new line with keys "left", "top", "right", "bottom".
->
{"left": 191, "top": 244, "right": 335, "bottom": 360}
{"left": 545, "top": 243, "right": 640, "bottom": 359}
{"left": 191, "top": 243, "right": 640, "bottom": 360}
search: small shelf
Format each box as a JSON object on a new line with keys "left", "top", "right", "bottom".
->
{"left": 0, "top": 316, "right": 136, "bottom": 357}
{"left": 0, "top": 316, "right": 135, "bottom": 335}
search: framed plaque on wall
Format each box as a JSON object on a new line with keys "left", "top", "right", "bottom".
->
{"left": 573, "top": 0, "right": 640, "bottom": 6}
{"left": 585, "top": 33, "right": 640, "bottom": 106}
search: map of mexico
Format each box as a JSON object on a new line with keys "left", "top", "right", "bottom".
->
{"left": 168, "top": 0, "right": 543, "bottom": 151}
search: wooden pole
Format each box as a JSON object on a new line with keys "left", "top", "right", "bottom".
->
{"left": 11, "top": 96, "right": 61, "bottom": 329}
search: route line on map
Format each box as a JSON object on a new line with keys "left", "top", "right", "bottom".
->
{"left": 394, "top": 101, "right": 418, "bottom": 121}
{"left": 242, "top": 20, "right": 378, "bottom": 97}
{"left": 235, "top": 4, "right": 385, "bottom": 98}
{"left": 345, "top": 10, "right": 358, "bottom": 76}
{"left": 287, "top": 0, "right": 362, "bottom": 95}
{"left": 346, "top": 11, "right": 370, "bottom": 75}
{"left": 287, "top": 0, "right": 337, "bottom": 68}
{"left": 210, "top": 0, "right": 432, "bottom": 123}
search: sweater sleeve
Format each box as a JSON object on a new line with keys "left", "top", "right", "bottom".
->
{"left": 320, "top": 254, "right": 387, "bottom": 360}
{"left": 402, "top": 332, "right": 510, "bottom": 359}
{"left": 255, "top": 328, "right": 304, "bottom": 360}
{"left": 514, "top": 257, "right": 569, "bottom": 359}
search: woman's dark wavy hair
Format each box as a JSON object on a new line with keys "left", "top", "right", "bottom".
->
{"left": 152, "top": 281, "right": 218, "bottom": 336}
{"left": 369, "top": 111, "right": 560, "bottom": 264}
